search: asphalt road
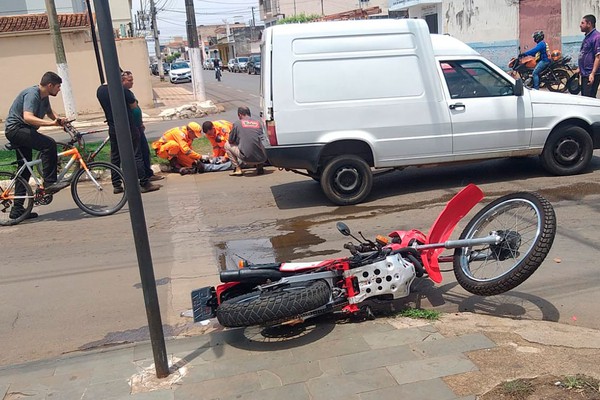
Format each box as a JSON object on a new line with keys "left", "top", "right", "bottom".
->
{"left": 1, "top": 73, "right": 599, "bottom": 367}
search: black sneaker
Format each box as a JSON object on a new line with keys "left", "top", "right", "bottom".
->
{"left": 256, "top": 165, "right": 265, "bottom": 175}
{"left": 113, "top": 185, "right": 124, "bottom": 194}
{"left": 44, "top": 181, "right": 70, "bottom": 194}
{"left": 9, "top": 208, "right": 38, "bottom": 220}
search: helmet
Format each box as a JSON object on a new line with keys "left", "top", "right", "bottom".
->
{"left": 550, "top": 50, "right": 562, "bottom": 61}
{"left": 186, "top": 122, "right": 202, "bottom": 138}
{"left": 532, "top": 31, "right": 544, "bottom": 43}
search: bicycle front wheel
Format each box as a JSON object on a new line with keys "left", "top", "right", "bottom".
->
{"left": 0, "top": 171, "right": 34, "bottom": 226}
{"left": 453, "top": 192, "right": 556, "bottom": 296}
{"left": 70, "top": 162, "right": 127, "bottom": 216}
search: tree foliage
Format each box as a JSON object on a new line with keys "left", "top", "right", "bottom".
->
{"left": 277, "top": 13, "right": 321, "bottom": 24}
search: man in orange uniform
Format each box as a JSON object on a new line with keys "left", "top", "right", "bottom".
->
{"left": 201, "top": 120, "right": 232, "bottom": 162}
{"left": 152, "top": 122, "right": 203, "bottom": 170}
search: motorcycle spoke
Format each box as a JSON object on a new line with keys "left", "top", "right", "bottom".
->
{"left": 461, "top": 200, "right": 541, "bottom": 282}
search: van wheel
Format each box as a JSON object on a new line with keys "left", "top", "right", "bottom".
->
{"left": 320, "top": 155, "right": 373, "bottom": 205}
{"left": 540, "top": 125, "right": 593, "bottom": 175}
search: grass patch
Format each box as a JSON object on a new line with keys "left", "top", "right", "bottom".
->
{"left": 397, "top": 308, "right": 441, "bottom": 320}
{"left": 500, "top": 378, "right": 535, "bottom": 399}
{"left": 0, "top": 137, "right": 214, "bottom": 173}
{"left": 560, "top": 374, "right": 600, "bottom": 391}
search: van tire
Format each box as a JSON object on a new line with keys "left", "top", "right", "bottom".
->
{"left": 320, "top": 155, "right": 373, "bottom": 205}
{"left": 540, "top": 125, "right": 593, "bottom": 175}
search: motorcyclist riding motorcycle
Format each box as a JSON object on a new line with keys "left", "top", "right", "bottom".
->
{"left": 519, "top": 31, "right": 549, "bottom": 90}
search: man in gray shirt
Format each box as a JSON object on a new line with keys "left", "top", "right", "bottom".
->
{"left": 5, "top": 71, "right": 67, "bottom": 219}
{"left": 225, "top": 106, "right": 267, "bottom": 176}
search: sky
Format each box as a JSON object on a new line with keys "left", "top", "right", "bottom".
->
{"left": 132, "top": 0, "right": 260, "bottom": 42}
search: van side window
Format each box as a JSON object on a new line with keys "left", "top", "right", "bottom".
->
{"left": 441, "top": 60, "right": 514, "bottom": 99}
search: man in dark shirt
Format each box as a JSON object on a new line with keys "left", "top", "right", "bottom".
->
{"left": 5, "top": 71, "right": 68, "bottom": 219}
{"left": 224, "top": 106, "right": 267, "bottom": 176}
{"left": 578, "top": 14, "right": 600, "bottom": 97}
{"left": 96, "top": 71, "right": 159, "bottom": 193}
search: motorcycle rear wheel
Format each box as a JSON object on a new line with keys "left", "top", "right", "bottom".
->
{"left": 453, "top": 192, "right": 556, "bottom": 296}
{"left": 216, "top": 280, "right": 331, "bottom": 327}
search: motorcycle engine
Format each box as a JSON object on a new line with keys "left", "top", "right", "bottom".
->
{"left": 343, "top": 254, "right": 416, "bottom": 304}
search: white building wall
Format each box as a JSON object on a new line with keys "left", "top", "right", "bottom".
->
{"left": 562, "top": 0, "right": 600, "bottom": 61}
{"left": 262, "top": 0, "right": 390, "bottom": 25}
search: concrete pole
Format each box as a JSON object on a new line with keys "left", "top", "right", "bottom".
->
{"left": 151, "top": 0, "right": 164, "bottom": 81}
{"left": 45, "top": 0, "right": 77, "bottom": 120}
{"left": 185, "top": 0, "right": 206, "bottom": 101}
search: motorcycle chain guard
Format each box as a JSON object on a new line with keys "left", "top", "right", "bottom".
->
{"left": 343, "top": 254, "right": 416, "bottom": 304}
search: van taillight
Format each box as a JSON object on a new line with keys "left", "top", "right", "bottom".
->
{"left": 266, "top": 121, "right": 278, "bottom": 146}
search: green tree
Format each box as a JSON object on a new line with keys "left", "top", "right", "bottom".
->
{"left": 277, "top": 13, "right": 321, "bottom": 24}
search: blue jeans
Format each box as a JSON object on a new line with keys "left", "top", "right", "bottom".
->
{"left": 203, "top": 160, "right": 232, "bottom": 172}
{"left": 532, "top": 60, "right": 550, "bottom": 89}
{"left": 138, "top": 126, "right": 154, "bottom": 178}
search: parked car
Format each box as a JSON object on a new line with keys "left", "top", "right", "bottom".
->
{"left": 247, "top": 55, "right": 261, "bottom": 75}
{"left": 203, "top": 58, "right": 213, "bottom": 70}
{"left": 260, "top": 18, "right": 600, "bottom": 205}
{"left": 233, "top": 57, "right": 249, "bottom": 73}
{"left": 227, "top": 58, "right": 236, "bottom": 71}
{"left": 169, "top": 61, "right": 191, "bottom": 83}
{"left": 150, "top": 62, "right": 170, "bottom": 76}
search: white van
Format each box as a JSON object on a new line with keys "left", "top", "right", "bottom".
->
{"left": 259, "top": 19, "right": 600, "bottom": 205}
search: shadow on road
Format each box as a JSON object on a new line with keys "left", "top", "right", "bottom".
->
{"left": 270, "top": 155, "right": 600, "bottom": 210}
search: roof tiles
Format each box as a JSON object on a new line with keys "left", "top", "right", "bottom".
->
{"left": 0, "top": 13, "right": 89, "bottom": 33}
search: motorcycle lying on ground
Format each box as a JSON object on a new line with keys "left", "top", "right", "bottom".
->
{"left": 192, "top": 184, "right": 556, "bottom": 328}
{"left": 508, "top": 53, "right": 572, "bottom": 92}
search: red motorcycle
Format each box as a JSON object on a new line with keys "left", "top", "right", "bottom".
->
{"left": 192, "top": 184, "right": 556, "bottom": 327}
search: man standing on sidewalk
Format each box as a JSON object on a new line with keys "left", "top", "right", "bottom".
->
{"left": 96, "top": 71, "right": 160, "bottom": 193}
{"left": 579, "top": 14, "right": 600, "bottom": 97}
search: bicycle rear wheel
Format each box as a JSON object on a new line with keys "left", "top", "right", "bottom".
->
{"left": 34, "top": 142, "right": 73, "bottom": 179}
{"left": 70, "top": 162, "right": 127, "bottom": 216}
{"left": 0, "top": 171, "right": 34, "bottom": 226}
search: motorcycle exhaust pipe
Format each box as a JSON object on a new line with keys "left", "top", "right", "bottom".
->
{"left": 220, "top": 269, "right": 283, "bottom": 283}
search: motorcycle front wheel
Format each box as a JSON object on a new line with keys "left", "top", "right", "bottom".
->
{"left": 453, "top": 192, "right": 556, "bottom": 296}
{"left": 216, "top": 280, "right": 331, "bottom": 327}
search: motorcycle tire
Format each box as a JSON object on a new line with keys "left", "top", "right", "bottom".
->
{"left": 453, "top": 192, "right": 556, "bottom": 296}
{"left": 216, "top": 280, "right": 331, "bottom": 327}
{"left": 547, "top": 69, "right": 570, "bottom": 93}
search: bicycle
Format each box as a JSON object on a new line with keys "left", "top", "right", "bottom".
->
{"left": 215, "top": 66, "right": 222, "bottom": 82}
{"left": 0, "top": 139, "right": 127, "bottom": 226}
{"left": 34, "top": 121, "right": 110, "bottom": 178}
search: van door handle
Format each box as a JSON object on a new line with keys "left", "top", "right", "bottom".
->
{"left": 449, "top": 103, "right": 465, "bottom": 110}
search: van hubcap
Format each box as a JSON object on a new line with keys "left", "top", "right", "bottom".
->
{"left": 555, "top": 137, "right": 581, "bottom": 164}
{"left": 334, "top": 167, "right": 360, "bottom": 192}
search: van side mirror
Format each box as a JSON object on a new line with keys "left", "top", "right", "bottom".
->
{"left": 514, "top": 79, "right": 524, "bottom": 96}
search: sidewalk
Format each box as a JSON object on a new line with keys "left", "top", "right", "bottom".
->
{"left": 1, "top": 312, "right": 599, "bottom": 399}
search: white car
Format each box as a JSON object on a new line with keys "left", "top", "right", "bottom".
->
{"left": 227, "top": 58, "right": 236, "bottom": 71}
{"left": 169, "top": 61, "right": 191, "bottom": 83}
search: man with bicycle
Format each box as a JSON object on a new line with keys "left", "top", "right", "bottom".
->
{"left": 4, "top": 71, "right": 68, "bottom": 220}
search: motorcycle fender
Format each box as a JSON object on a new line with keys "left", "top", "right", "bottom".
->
{"left": 424, "top": 184, "right": 484, "bottom": 283}
{"left": 216, "top": 282, "right": 241, "bottom": 305}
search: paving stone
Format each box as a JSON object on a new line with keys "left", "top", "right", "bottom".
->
{"left": 128, "top": 390, "right": 176, "bottom": 399}
{"left": 0, "top": 363, "right": 57, "bottom": 385}
{"left": 3, "top": 388, "right": 46, "bottom": 400}
{"left": 209, "top": 349, "right": 297, "bottom": 379}
{"left": 306, "top": 367, "right": 397, "bottom": 400}
{"left": 257, "top": 369, "right": 283, "bottom": 389}
{"left": 219, "top": 382, "right": 310, "bottom": 400}
{"left": 180, "top": 361, "right": 216, "bottom": 383}
{"left": 261, "top": 360, "right": 323, "bottom": 385}
{"left": 166, "top": 335, "right": 211, "bottom": 354}
{"left": 318, "top": 357, "right": 344, "bottom": 377}
{"left": 410, "top": 333, "right": 496, "bottom": 358}
{"left": 291, "top": 335, "right": 371, "bottom": 362}
{"left": 46, "top": 388, "right": 88, "bottom": 399}
{"left": 0, "top": 384, "right": 8, "bottom": 399}
{"left": 359, "top": 378, "right": 457, "bottom": 400}
{"left": 54, "top": 349, "right": 135, "bottom": 376}
{"left": 91, "top": 361, "right": 139, "bottom": 385}
{"left": 338, "top": 344, "right": 419, "bottom": 373}
{"left": 386, "top": 354, "right": 478, "bottom": 385}
{"left": 81, "top": 378, "right": 132, "bottom": 400}
{"left": 173, "top": 371, "right": 261, "bottom": 399}
{"left": 362, "top": 326, "right": 444, "bottom": 350}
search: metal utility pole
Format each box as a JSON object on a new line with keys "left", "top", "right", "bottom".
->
{"left": 92, "top": 0, "right": 169, "bottom": 379}
{"left": 150, "top": 0, "right": 164, "bottom": 81}
{"left": 84, "top": 0, "right": 105, "bottom": 84}
{"left": 321, "top": 0, "right": 324, "bottom": 15}
{"left": 45, "top": 0, "right": 77, "bottom": 119}
{"left": 185, "top": 0, "right": 206, "bottom": 100}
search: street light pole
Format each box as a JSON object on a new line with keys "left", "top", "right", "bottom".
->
{"left": 185, "top": 0, "right": 206, "bottom": 101}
